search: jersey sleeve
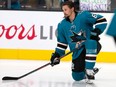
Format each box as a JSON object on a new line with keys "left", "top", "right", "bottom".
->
{"left": 106, "top": 11, "right": 116, "bottom": 37}
{"left": 86, "top": 11, "right": 107, "bottom": 34}
{"left": 55, "top": 22, "right": 68, "bottom": 56}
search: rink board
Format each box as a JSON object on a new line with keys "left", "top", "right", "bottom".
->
{"left": 0, "top": 49, "right": 116, "bottom": 63}
{"left": 0, "top": 11, "right": 116, "bottom": 63}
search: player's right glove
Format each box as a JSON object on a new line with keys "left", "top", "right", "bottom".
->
{"left": 50, "top": 52, "right": 60, "bottom": 66}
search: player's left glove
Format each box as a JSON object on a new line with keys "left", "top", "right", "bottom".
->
{"left": 50, "top": 52, "right": 60, "bottom": 66}
{"left": 90, "top": 28, "right": 101, "bottom": 41}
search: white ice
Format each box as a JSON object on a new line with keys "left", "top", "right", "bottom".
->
{"left": 0, "top": 59, "right": 116, "bottom": 87}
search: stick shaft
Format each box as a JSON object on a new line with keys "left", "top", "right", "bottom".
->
{"left": 19, "top": 48, "right": 77, "bottom": 79}
{"left": 19, "top": 62, "right": 51, "bottom": 79}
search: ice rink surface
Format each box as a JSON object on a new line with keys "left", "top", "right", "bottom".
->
{"left": 0, "top": 59, "right": 116, "bottom": 87}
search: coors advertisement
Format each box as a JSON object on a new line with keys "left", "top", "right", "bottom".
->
{"left": 0, "top": 11, "right": 63, "bottom": 49}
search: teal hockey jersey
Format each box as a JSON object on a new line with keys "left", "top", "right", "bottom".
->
{"left": 107, "top": 10, "right": 116, "bottom": 37}
{"left": 55, "top": 11, "right": 107, "bottom": 60}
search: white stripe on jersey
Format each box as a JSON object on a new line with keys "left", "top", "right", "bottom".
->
{"left": 86, "top": 54, "right": 97, "bottom": 57}
{"left": 94, "top": 22, "right": 107, "bottom": 26}
{"left": 85, "top": 60, "right": 96, "bottom": 62}
{"left": 56, "top": 47, "right": 66, "bottom": 51}
{"left": 57, "top": 42, "right": 68, "bottom": 46}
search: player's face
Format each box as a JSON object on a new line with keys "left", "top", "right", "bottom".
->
{"left": 62, "top": 5, "right": 74, "bottom": 18}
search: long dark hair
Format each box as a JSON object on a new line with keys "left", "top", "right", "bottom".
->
{"left": 61, "top": 1, "right": 77, "bottom": 12}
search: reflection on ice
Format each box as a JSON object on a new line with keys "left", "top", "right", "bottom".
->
{"left": 1, "top": 79, "right": 97, "bottom": 87}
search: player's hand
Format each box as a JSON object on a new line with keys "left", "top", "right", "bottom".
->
{"left": 90, "top": 28, "right": 101, "bottom": 41}
{"left": 50, "top": 52, "right": 60, "bottom": 66}
{"left": 75, "top": 40, "right": 85, "bottom": 48}
{"left": 90, "top": 35, "right": 100, "bottom": 41}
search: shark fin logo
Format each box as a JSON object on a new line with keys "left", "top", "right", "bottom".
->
{"left": 70, "top": 31, "right": 86, "bottom": 42}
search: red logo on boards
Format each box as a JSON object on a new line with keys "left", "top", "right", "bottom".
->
{"left": 0, "top": 24, "right": 37, "bottom": 40}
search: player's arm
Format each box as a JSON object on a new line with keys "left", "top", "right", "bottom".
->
{"left": 86, "top": 11, "right": 107, "bottom": 41}
{"left": 50, "top": 23, "right": 68, "bottom": 66}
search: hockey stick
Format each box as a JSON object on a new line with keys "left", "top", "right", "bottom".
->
{"left": 2, "top": 47, "right": 79, "bottom": 81}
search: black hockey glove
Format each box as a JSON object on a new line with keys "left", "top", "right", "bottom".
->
{"left": 50, "top": 52, "right": 60, "bottom": 66}
{"left": 90, "top": 28, "right": 101, "bottom": 41}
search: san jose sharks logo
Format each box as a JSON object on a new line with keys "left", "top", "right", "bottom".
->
{"left": 70, "top": 30, "right": 86, "bottom": 43}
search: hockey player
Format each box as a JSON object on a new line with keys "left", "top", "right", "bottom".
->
{"left": 106, "top": 10, "right": 116, "bottom": 45}
{"left": 50, "top": 1, "right": 107, "bottom": 82}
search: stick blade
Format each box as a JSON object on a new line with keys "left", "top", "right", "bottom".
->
{"left": 2, "top": 76, "right": 19, "bottom": 80}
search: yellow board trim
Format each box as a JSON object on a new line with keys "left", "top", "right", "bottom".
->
{"left": 0, "top": 49, "right": 116, "bottom": 63}
{"left": 97, "top": 52, "right": 116, "bottom": 63}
